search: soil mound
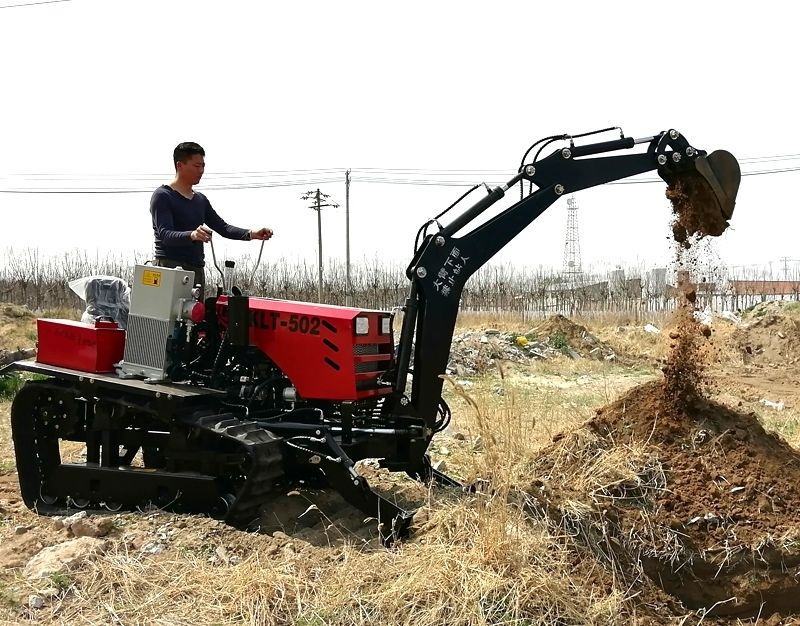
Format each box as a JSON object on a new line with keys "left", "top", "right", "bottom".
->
{"left": 525, "top": 178, "right": 800, "bottom": 619}
{"left": 528, "top": 314, "right": 616, "bottom": 360}
{"left": 531, "top": 381, "right": 800, "bottom": 618}
{"left": 448, "top": 316, "right": 618, "bottom": 375}
{"left": 733, "top": 303, "right": 800, "bottom": 367}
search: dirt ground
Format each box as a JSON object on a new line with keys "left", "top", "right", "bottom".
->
{"left": 0, "top": 304, "right": 799, "bottom": 624}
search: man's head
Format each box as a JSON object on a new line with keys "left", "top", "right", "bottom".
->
{"left": 173, "top": 142, "right": 205, "bottom": 185}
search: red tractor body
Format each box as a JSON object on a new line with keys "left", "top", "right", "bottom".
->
{"left": 216, "top": 296, "right": 394, "bottom": 401}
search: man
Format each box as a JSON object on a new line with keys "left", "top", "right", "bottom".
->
{"left": 150, "top": 141, "right": 273, "bottom": 294}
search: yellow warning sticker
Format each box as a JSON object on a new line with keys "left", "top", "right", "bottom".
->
{"left": 142, "top": 270, "right": 162, "bottom": 287}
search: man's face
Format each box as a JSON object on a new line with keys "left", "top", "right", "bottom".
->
{"left": 177, "top": 154, "right": 205, "bottom": 185}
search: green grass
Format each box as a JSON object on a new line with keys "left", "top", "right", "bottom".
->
{"left": 48, "top": 571, "right": 73, "bottom": 591}
{"left": 549, "top": 332, "right": 570, "bottom": 354}
{"left": 0, "top": 372, "right": 48, "bottom": 401}
{"left": 0, "top": 374, "right": 24, "bottom": 401}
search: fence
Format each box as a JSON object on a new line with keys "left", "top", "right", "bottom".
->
{"left": 1, "top": 248, "right": 798, "bottom": 321}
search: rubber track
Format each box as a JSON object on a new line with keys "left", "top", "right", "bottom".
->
{"left": 184, "top": 412, "right": 286, "bottom": 529}
{"left": 11, "top": 381, "right": 71, "bottom": 516}
{"left": 11, "top": 380, "right": 286, "bottom": 527}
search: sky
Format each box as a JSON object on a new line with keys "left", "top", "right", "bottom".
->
{"left": 1, "top": 0, "right": 798, "bottom": 277}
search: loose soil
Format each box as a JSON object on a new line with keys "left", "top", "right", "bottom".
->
{"left": 666, "top": 171, "right": 730, "bottom": 241}
{"left": 528, "top": 314, "right": 616, "bottom": 360}
{"left": 733, "top": 303, "right": 800, "bottom": 367}
{"left": 591, "top": 382, "right": 800, "bottom": 617}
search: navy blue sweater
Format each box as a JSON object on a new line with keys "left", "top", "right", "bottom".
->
{"left": 150, "top": 185, "right": 249, "bottom": 266}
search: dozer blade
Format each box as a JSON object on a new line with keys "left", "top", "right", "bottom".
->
{"left": 660, "top": 149, "right": 741, "bottom": 237}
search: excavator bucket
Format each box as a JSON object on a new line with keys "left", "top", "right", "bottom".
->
{"left": 660, "top": 149, "right": 741, "bottom": 237}
{"left": 694, "top": 150, "right": 740, "bottom": 221}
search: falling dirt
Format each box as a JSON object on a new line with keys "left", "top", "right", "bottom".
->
{"left": 652, "top": 174, "right": 800, "bottom": 616}
{"left": 661, "top": 273, "right": 706, "bottom": 406}
{"left": 666, "top": 172, "right": 730, "bottom": 241}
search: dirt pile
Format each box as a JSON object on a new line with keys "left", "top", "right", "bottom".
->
{"left": 525, "top": 173, "right": 800, "bottom": 619}
{"left": 732, "top": 302, "right": 800, "bottom": 367}
{"left": 531, "top": 381, "right": 800, "bottom": 618}
{"left": 528, "top": 314, "right": 616, "bottom": 360}
{"left": 448, "top": 316, "right": 617, "bottom": 375}
{"left": 448, "top": 330, "right": 553, "bottom": 376}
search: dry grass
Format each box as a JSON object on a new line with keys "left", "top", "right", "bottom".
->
{"left": 0, "top": 359, "right": 664, "bottom": 626}
{"left": 0, "top": 312, "right": 796, "bottom": 624}
{"left": 0, "top": 400, "right": 632, "bottom": 625}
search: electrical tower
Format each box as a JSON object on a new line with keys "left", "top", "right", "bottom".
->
{"left": 301, "top": 189, "right": 339, "bottom": 303}
{"left": 563, "top": 195, "right": 583, "bottom": 285}
{"left": 781, "top": 257, "right": 800, "bottom": 280}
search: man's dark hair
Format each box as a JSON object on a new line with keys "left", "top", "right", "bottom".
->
{"left": 173, "top": 142, "right": 205, "bottom": 169}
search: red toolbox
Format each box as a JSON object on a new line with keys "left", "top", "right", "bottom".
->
{"left": 36, "top": 319, "right": 126, "bottom": 373}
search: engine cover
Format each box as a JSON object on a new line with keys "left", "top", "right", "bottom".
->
{"left": 217, "top": 296, "right": 394, "bottom": 401}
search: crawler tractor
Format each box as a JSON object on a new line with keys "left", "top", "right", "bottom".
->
{"left": 3, "top": 128, "right": 741, "bottom": 541}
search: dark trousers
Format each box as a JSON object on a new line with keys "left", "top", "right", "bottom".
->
{"left": 152, "top": 258, "right": 206, "bottom": 296}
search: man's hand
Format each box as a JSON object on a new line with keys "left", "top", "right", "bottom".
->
{"left": 250, "top": 227, "right": 274, "bottom": 241}
{"left": 190, "top": 226, "right": 212, "bottom": 243}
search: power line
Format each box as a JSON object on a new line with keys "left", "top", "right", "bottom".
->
{"left": 3, "top": 161, "right": 800, "bottom": 194}
{"left": 8, "top": 151, "right": 800, "bottom": 181}
{"left": 0, "top": 177, "right": 345, "bottom": 194}
{"left": 609, "top": 164, "right": 800, "bottom": 185}
{"left": 0, "top": 0, "right": 71, "bottom": 8}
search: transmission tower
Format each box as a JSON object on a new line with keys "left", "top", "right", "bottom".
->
{"left": 563, "top": 195, "right": 583, "bottom": 285}
{"left": 780, "top": 257, "right": 800, "bottom": 280}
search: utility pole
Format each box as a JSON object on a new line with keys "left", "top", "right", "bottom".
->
{"left": 301, "top": 188, "right": 339, "bottom": 303}
{"left": 345, "top": 169, "right": 351, "bottom": 306}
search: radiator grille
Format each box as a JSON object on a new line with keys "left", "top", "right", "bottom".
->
{"left": 354, "top": 344, "right": 380, "bottom": 356}
{"left": 356, "top": 361, "right": 383, "bottom": 373}
{"left": 123, "top": 315, "right": 173, "bottom": 372}
{"left": 354, "top": 343, "right": 391, "bottom": 381}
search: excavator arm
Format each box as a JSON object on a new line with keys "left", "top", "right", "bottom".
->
{"left": 391, "top": 129, "right": 741, "bottom": 430}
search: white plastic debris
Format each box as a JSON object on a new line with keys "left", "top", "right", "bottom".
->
{"left": 644, "top": 324, "right": 660, "bottom": 334}
{"left": 760, "top": 399, "right": 785, "bottom": 411}
{"left": 694, "top": 309, "right": 713, "bottom": 326}
{"left": 718, "top": 311, "right": 742, "bottom": 325}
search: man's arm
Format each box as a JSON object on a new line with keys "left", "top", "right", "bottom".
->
{"left": 203, "top": 199, "right": 251, "bottom": 240}
{"left": 150, "top": 191, "right": 194, "bottom": 246}
{"left": 203, "top": 196, "right": 273, "bottom": 241}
